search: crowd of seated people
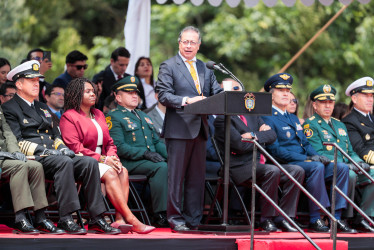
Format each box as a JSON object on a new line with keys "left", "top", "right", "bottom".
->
{"left": 1, "top": 38, "right": 374, "bottom": 236}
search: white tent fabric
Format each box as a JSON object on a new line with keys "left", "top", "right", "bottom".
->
{"left": 124, "top": 0, "right": 151, "bottom": 75}
{"left": 155, "top": 0, "right": 371, "bottom": 7}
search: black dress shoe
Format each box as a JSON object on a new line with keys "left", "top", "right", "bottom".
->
{"left": 88, "top": 218, "right": 121, "bottom": 234}
{"left": 57, "top": 219, "right": 87, "bottom": 235}
{"left": 35, "top": 219, "right": 66, "bottom": 235}
{"left": 276, "top": 220, "right": 298, "bottom": 232}
{"left": 259, "top": 219, "right": 279, "bottom": 232}
{"left": 309, "top": 219, "right": 330, "bottom": 233}
{"left": 353, "top": 219, "right": 374, "bottom": 233}
{"left": 172, "top": 224, "right": 189, "bottom": 232}
{"left": 336, "top": 220, "right": 357, "bottom": 234}
{"left": 13, "top": 219, "right": 39, "bottom": 235}
{"left": 153, "top": 212, "right": 169, "bottom": 228}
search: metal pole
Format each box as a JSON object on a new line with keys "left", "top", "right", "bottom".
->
{"left": 330, "top": 148, "right": 338, "bottom": 249}
{"left": 222, "top": 115, "right": 231, "bottom": 225}
{"left": 250, "top": 143, "right": 257, "bottom": 250}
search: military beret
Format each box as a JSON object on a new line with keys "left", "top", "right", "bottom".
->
{"left": 7, "top": 60, "right": 44, "bottom": 82}
{"left": 264, "top": 73, "right": 293, "bottom": 92}
{"left": 310, "top": 84, "right": 336, "bottom": 101}
{"left": 112, "top": 75, "right": 139, "bottom": 92}
{"left": 345, "top": 77, "right": 374, "bottom": 97}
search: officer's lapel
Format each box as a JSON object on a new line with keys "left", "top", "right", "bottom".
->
{"left": 196, "top": 60, "right": 205, "bottom": 93}
{"left": 14, "top": 95, "right": 43, "bottom": 124}
{"left": 34, "top": 103, "right": 52, "bottom": 129}
{"left": 354, "top": 109, "right": 374, "bottom": 128}
{"left": 272, "top": 109, "right": 294, "bottom": 127}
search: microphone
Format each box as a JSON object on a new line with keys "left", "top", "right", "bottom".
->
{"left": 206, "top": 61, "right": 229, "bottom": 74}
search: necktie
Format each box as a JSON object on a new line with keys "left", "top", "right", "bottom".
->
{"left": 117, "top": 75, "right": 123, "bottom": 80}
{"left": 328, "top": 120, "right": 336, "bottom": 134}
{"left": 239, "top": 115, "right": 247, "bottom": 126}
{"left": 368, "top": 114, "right": 373, "bottom": 123}
{"left": 131, "top": 110, "right": 140, "bottom": 120}
{"left": 55, "top": 111, "right": 62, "bottom": 119}
{"left": 30, "top": 104, "right": 35, "bottom": 110}
{"left": 186, "top": 60, "right": 201, "bottom": 95}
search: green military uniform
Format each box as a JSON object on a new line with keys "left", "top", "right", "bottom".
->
{"left": 107, "top": 99, "right": 168, "bottom": 214}
{"left": 0, "top": 106, "right": 48, "bottom": 213}
{"left": 304, "top": 85, "right": 374, "bottom": 218}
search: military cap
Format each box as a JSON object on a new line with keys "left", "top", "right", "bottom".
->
{"left": 345, "top": 77, "right": 374, "bottom": 97}
{"left": 264, "top": 73, "right": 293, "bottom": 92}
{"left": 112, "top": 75, "right": 139, "bottom": 92}
{"left": 310, "top": 84, "right": 336, "bottom": 101}
{"left": 7, "top": 60, "right": 44, "bottom": 82}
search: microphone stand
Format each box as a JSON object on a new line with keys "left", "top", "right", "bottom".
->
{"left": 218, "top": 63, "right": 246, "bottom": 91}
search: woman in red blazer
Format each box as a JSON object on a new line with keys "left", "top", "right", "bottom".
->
{"left": 60, "top": 78, "right": 154, "bottom": 234}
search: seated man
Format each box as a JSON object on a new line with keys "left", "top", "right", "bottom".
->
{"left": 214, "top": 100, "right": 305, "bottom": 232}
{"left": 0, "top": 82, "right": 16, "bottom": 104}
{"left": 304, "top": 84, "right": 374, "bottom": 232}
{"left": 261, "top": 73, "right": 354, "bottom": 233}
{"left": 106, "top": 76, "right": 168, "bottom": 227}
{"left": 3, "top": 60, "right": 120, "bottom": 235}
{"left": 0, "top": 104, "right": 65, "bottom": 235}
{"left": 342, "top": 77, "right": 374, "bottom": 230}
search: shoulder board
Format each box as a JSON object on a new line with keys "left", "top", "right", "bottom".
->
{"left": 309, "top": 116, "right": 315, "bottom": 121}
{"left": 331, "top": 117, "right": 340, "bottom": 121}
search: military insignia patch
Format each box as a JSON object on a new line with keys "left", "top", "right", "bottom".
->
{"left": 144, "top": 117, "right": 153, "bottom": 125}
{"left": 323, "top": 85, "right": 331, "bottom": 93}
{"left": 309, "top": 116, "right": 315, "bottom": 121}
{"left": 131, "top": 76, "right": 136, "bottom": 83}
{"left": 279, "top": 74, "right": 290, "bottom": 80}
{"left": 366, "top": 134, "right": 370, "bottom": 140}
{"left": 244, "top": 93, "right": 255, "bottom": 112}
{"left": 23, "top": 119, "right": 29, "bottom": 124}
{"left": 32, "top": 63, "right": 39, "bottom": 71}
{"left": 296, "top": 123, "right": 302, "bottom": 130}
{"left": 367, "top": 80, "right": 373, "bottom": 87}
{"left": 304, "top": 124, "right": 310, "bottom": 129}
{"left": 322, "top": 130, "right": 328, "bottom": 135}
{"left": 286, "top": 131, "right": 291, "bottom": 138}
{"left": 304, "top": 128, "right": 313, "bottom": 138}
{"left": 40, "top": 109, "right": 51, "bottom": 118}
{"left": 338, "top": 128, "right": 346, "bottom": 136}
{"left": 106, "top": 116, "right": 112, "bottom": 130}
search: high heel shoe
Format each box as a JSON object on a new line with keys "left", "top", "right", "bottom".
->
{"left": 131, "top": 225, "right": 155, "bottom": 234}
{"left": 111, "top": 222, "right": 133, "bottom": 234}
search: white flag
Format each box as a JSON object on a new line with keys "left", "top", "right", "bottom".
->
{"left": 124, "top": 0, "right": 151, "bottom": 75}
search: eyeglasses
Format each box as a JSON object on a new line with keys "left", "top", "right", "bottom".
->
{"left": 291, "top": 99, "right": 298, "bottom": 104}
{"left": 180, "top": 40, "right": 199, "bottom": 46}
{"left": 3, "top": 93, "right": 15, "bottom": 98}
{"left": 74, "top": 64, "right": 88, "bottom": 70}
{"left": 32, "top": 57, "right": 43, "bottom": 62}
{"left": 51, "top": 92, "right": 64, "bottom": 97}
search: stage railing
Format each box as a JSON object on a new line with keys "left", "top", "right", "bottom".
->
{"left": 242, "top": 138, "right": 342, "bottom": 250}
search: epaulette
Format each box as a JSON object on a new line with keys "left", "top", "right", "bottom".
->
{"left": 309, "top": 116, "right": 315, "bottom": 121}
{"left": 331, "top": 117, "right": 340, "bottom": 121}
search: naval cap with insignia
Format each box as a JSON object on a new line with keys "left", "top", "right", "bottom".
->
{"left": 345, "top": 77, "right": 374, "bottom": 97}
{"left": 310, "top": 84, "right": 336, "bottom": 101}
{"left": 264, "top": 73, "right": 293, "bottom": 92}
{"left": 111, "top": 75, "right": 140, "bottom": 92}
{"left": 7, "top": 60, "right": 44, "bottom": 82}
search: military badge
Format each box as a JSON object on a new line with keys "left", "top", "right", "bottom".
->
{"left": 144, "top": 117, "right": 153, "bottom": 125}
{"left": 326, "top": 145, "right": 333, "bottom": 151}
{"left": 40, "top": 109, "right": 51, "bottom": 118}
{"left": 304, "top": 124, "right": 310, "bottom": 129}
{"left": 106, "top": 116, "right": 112, "bottom": 130}
{"left": 338, "top": 128, "right": 346, "bottom": 136}
{"left": 304, "top": 128, "right": 313, "bottom": 138}
{"left": 367, "top": 80, "right": 373, "bottom": 87}
{"left": 279, "top": 74, "right": 290, "bottom": 81}
{"left": 131, "top": 76, "right": 136, "bottom": 83}
{"left": 23, "top": 119, "right": 29, "bottom": 124}
{"left": 286, "top": 131, "right": 291, "bottom": 138}
{"left": 323, "top": 85, "right": 331, "bottom": 93}
{"left": 322, "top": 130, "right": 328, "bottom": 135}
{"left": 32, "top": 63, "right": 39, "bottom": 71}
{"left": 361, "top": 123, "right": 365, "bottom": 126}
{"left": 366, "top": 134, "right": 371, "bottom": 140}
{"left": 244, "top": 93, "right": 255, "bottom": 112}
{"left": 296, "top": 123, "right": 302, "bottom": 130}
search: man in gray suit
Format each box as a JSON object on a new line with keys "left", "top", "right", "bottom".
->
{"left": 145, "top": 88, "right": 165, "bottom": 142}
{"left": 156, "top": 26, "right": 222, "bottom": 231}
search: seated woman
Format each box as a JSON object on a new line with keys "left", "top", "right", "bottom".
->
{"left": 59, "top": 77, "right": 155, "bottom": 234}
{"left": 134, "top": 57, "right": 157, "bottom": 110}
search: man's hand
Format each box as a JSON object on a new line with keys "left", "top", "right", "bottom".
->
{"left": 306, "top": 155, "right": 322, "bottom": 162}
{"left": 358, "top": 162, "right": 370, "bottom": 172}
{"left": 12, "top": 152, "right": 27, "bottom": 162}
{"left": 318, "top": 155, "right": 331, "bottom": 165}
{"left": 186, "top": 96, "right": 206, "bottom": 104}
{"left": 60, "top": 148, "right": 75, "bottom": 158}
{"left": 241, "top": 133, "right": 253, "bottom": 139}
{"left": 259, "top": 124, "right": 271, "bottom": 131}
{"left": 144, "top": 151, "right": 165, "bottom": 163}
{"left": 43, "top": 149, "right": 62, "bottom": 156}
{"left": 0, "top": 151, "right": 16, "bottom": 160}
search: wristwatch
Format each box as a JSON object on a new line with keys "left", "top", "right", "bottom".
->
{"left": 250, "top": 132, "right": 257, "bottom": 140}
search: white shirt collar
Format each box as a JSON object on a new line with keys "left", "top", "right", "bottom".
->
{"left": 17, "top": 94, "right": 34, "bottom": 107}
{"left": 178, "top": 52, "right": 196, "bottom": 63}
{"left": 354, "top": 107, "right": 370, "bottom": 117}
{"left": 272, "top": 105, "right": 287, "bottom": 115}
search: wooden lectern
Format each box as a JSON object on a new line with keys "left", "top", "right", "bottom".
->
{"left": 184, "top": 91, "right": 272, "bottom": 233}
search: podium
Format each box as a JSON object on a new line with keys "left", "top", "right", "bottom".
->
{"left": 184, "top": 91, "right": 272, "bottom": 233}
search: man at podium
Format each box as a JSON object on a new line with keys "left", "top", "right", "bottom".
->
{"left": 156, "top": 26, "right": 222, "bottom": 232}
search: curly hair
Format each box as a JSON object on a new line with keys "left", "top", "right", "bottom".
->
{"left": 64, "top": 77, "right": 95, "bottom": 112}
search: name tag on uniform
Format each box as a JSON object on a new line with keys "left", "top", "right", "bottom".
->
{"left": 324, "top": 134, "right": 332, "bottom": 139}
{"left": 282, "top": 126, "right": 291, "bottom": 130}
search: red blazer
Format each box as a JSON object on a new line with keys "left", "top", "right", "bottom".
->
{"left": 60, "top": 108, "right": 117, "bottom": 161}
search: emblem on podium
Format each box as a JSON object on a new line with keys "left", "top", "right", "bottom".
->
{"left": 244, "top": 93, "right": 255, "bottom": 112}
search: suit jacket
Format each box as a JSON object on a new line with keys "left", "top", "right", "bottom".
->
{"left": 262, "top": 108, "right": 318, "bottom": 163}
{"left": 156, "top": 54, "right": 222, "bottom": 140}
{"left": 342, "top": 109, "right": 374, "bottom": 164}
{"left": 106, "top": 105, "right": 167, "bottom": 167}
{"left": 59, "top": 108, "right": 118, "bottom": 161}
{"left": 93, "top": 65, "right": 130, "bottom": 110}
{"left": 145, "top": 104, "right": 164, "bottom": 137}
{"left": 214, "top": 115, "right": 276, "bottom": 184}
{"left": 2, "top": 94, "right": 67, "bottom": 156}
{"left": 52, "top": 71, "right": 72, "bottom": 89}
{"left": 304, "top": 113, "right": 361, "bottom": 163}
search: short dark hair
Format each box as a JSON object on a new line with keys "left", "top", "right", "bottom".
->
{"left": 0, "top": 58, "right": 11, "bottom": 69}
{"left": 45, "top": 84, "right": 65, "bottom": 96}
{"left": 26, "top": 48, "right": 44, "bottom": 60}
{"left": 111, "top": 47, "right": 130, "bottom": 61}
{"left": 66, "top": 50, "right": 88, "bottom": 64}
{"left": 0, "top": 82, "right": 16, "bottom": 96}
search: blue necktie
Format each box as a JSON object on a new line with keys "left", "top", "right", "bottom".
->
{"left": 55, "top": 111, "right": 62, "bottom": 119}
